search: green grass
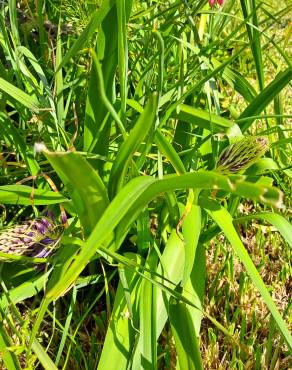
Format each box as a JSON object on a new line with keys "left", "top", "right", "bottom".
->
{"left": 0, "top": 0, "right": 291, "bottom": 369}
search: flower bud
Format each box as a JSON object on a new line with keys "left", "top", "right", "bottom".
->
{"left": 215, "top": 137, "right": 269, "bottom": 174}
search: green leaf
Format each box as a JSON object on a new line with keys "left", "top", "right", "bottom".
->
{"left": 45, "top": 171, "right": 282, "bottom": 300}
{"left": 108, "top": 94, "right": 158, "bottom": 198}
{"left": 181, "top": 204, "right": 201, "bottom": 286}
{"left": 173, "top": 104, "right": 233, "bottom": 132}
{"left": 0, "top": 77, "right": 40, "bottom": 111}
{"left": 84, "top": 0, "right": 132, "bottom": 166}
{"left": 97, "top": 254, "right": 141, "bottom": 370}
{"left": 132, "top": 252, "right": 158, "bottom": 370}
{"left": 0, "top": 271, "right": 51, "bottom": 310}
{"left": 155, "top": 230, "right": 185, "bottom": 338}
{"left": 31, "top": 340, "right": 59, "bottom": 370}
{"left": 154, "top": 129, "right": 186, "bottom": 175}
{"left": 43, "top": 149, "right": 109, "bottom": 236}
{"left": 235, "top": 212, "right": 292, "bottom": 248}
{"left": 0, "top": 185, "right": 67, "bottom": 205}
{"left": 220, "top": 65, "right": 256, "bottom": 103}
{"left": 183, "top": 243, "right": 206, "bottom": 337}
{"left": 0, "top": 113, "right": 40, "bottom": 176}
{"left": 238, "top": 68, "right": 292, "bottom": 132}
{"left": 0, "top": 325, "right": 21, "bottom": 370}
{"left": 205, "top": 200, "right": 292, "bottom": 350}
{"left": 245, "top": 158, "right": 279, "bottom": 174}
{"left": 169, "top": 296, "right": 203, "bottom": 370}
{"left": 240, "top": 0, "right": 264, "bottom": 90}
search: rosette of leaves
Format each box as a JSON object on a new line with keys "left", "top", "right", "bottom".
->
{"left": 215, "top": 136, "right": 269, "bottom": 174}
{"left": 0, "top": 216, "right": 63, "bottom": 260}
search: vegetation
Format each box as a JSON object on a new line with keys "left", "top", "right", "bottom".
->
{"left": 0, "top": 0, "right": 291, "bottom": 369}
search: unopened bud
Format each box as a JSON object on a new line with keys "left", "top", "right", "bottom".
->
{"left": 215, "top": 137, "right": 269, "bottom": 174}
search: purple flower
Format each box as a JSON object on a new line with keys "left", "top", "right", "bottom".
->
{"left": 0, "top": 217, "right": 63, "bottom": 261}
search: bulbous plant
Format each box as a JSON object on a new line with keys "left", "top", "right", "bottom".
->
{"left": 215, "top": 136, "right": 269, "bottom": 174}
{"left": 0, "top": 216, "right": 63, "bottom": 259}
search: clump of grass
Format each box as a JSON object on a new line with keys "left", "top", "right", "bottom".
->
{"left": 0, "top": 0, "right": 291, "bottom": 369}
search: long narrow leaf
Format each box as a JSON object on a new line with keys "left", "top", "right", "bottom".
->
{"left": 205, "top": 200, "right": 292, "bottom": 350}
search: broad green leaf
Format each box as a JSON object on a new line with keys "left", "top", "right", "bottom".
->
{"left": 97, "top": 254, "right": 141, "bottom": 370}
{"left": 31, "top": 340, "right": 58, "bottom": 370}
{"left": 132, "top": 252, "right": 158, "bottom": 370}
{"left": 0, "top": 185, "right": 67, "bottom": 205}
{"left": 181, "top": 204, "right": 201, "bottom": 286}
{"left": 43, "top": 171, "right": 282, "bottom": 300}
{"left": 155, "top": 230, "right": 185, "bottom": 338}
{"left": 246, "top": 158, "right": 279, "bottom": 174}
{"left": 0, "top": 270, "right": 51, "bottom": 310}
{"left": 183, "top": 243, "right": 206, "bottom": 337}
{"left": 172, "top": 104, "right": 233, "bottom": 133}
{"left": 43, "top": 149, "right": 109, "bottom": 236}
{"left": 169, "top": 296, "right": 203, "bottom": 370}
{"left": 84, "top": 0, "right": 132, "bottom": 166}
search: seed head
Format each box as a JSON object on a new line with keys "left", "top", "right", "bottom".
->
{"left": 0, "top": 216, "right": 63, "bottom": 260}
{"left": 215, "top": 136, "right": 269, "bottom": 174}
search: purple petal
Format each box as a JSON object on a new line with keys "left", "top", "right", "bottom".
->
{"left": 60, "top": 213, "right": 67, "bottom": 224}
{"left": 35, "top": 222, "right": 46, "bottom": 235}
{"left": 23, "top": 237, "right": 33, "bottom": 243}
{"left": 34, "top": 249, "right": 51, "bottom": 258}
{"left": 12, "top": 238, "right": 21, "bottom": 245}
{"left": 40, "top": 237, "right": 54, "bottom": 245}
{"left": 40, "top": 218, "right": 50, "bottom": 228}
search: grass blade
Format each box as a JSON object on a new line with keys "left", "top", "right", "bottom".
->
{"left": 0, "top": 185, "right": 67, "bottom": 205}
{"left": 205, "top": 199, "right": 292, "bottom": 350}
{"left": 169, "top": 296, "right": 203, "bottom": 370}
{"left": 108, "top": 93, "right": 158, "bottom": 198}
{"left": 239, "top": 68, "right": 292, "bottom": 132}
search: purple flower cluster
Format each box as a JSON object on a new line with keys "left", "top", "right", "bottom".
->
{"left": 0, "top": 216, "right": 63, "bottom": 259}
